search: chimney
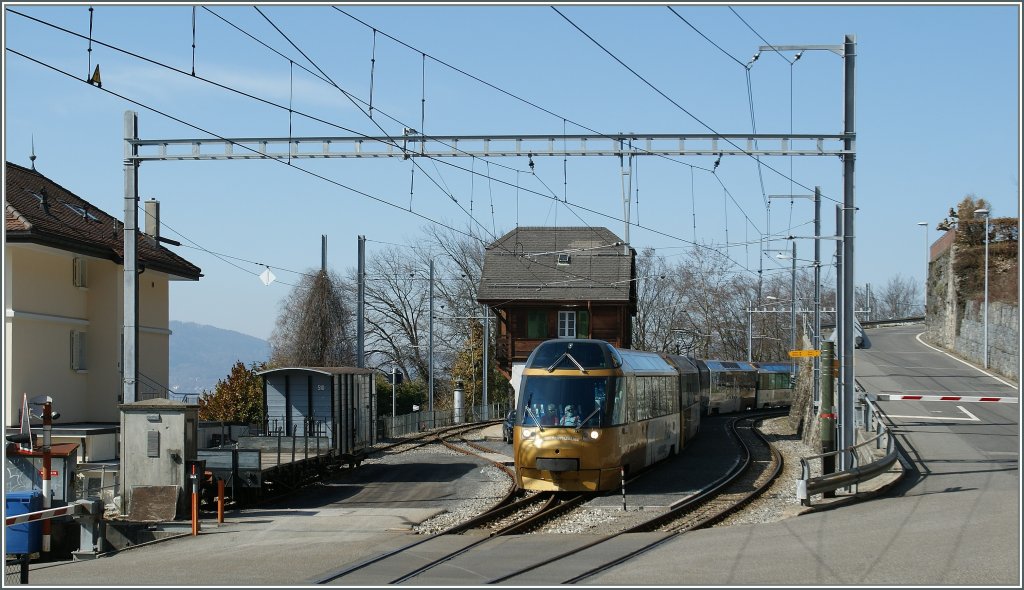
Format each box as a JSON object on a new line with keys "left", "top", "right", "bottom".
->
{"left": 144, "top": 199, "right": 160, "bottom": 242}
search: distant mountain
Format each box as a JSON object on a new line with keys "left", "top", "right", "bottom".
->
{"left": 169, "top": 321, "right": 271, "bottom": 397}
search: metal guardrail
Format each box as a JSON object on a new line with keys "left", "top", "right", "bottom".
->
{"left": 796, "top": 395, "right": 899, "bottom": 505}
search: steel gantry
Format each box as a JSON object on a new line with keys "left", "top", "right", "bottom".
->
{"left": 121, "top": 35, "right": 857, "bottom": 459}
{"left": 119, "top": 129, "right": 851, "bottom": 405}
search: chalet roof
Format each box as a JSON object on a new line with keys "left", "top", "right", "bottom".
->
{"left": 477, "top": 227, "right": 635, "bottom": 304}
{"left": 5, "top": 161, "right": 202, "bottom": 280}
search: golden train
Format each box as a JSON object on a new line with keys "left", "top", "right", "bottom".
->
{"left": 511, "top": 339, "right": 794, "bottom": 492}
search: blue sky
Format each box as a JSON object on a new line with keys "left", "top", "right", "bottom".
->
{"left": 4, "top": 2, "right": 1020, "bottom": 341}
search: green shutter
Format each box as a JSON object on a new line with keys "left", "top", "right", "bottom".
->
{"left": 528, "top": 311, "right": 547, "bottom": 338}
{"left": 577, "top": 310, "right": 589, "bottom": 338}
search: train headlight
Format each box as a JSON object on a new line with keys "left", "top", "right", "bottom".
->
{"left": 521, "top": 428, "right": 535, "bottom": 439}
{"left": 588, "top": 430, "right": 600, "bottom": 440}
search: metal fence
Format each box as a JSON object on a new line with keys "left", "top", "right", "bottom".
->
{"left": 376, "top": 402, "right": 509, "bottom": 440}
{"left": 5, "top": 554, "right": 29, "bottom": 585}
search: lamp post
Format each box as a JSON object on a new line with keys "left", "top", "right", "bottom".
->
{"left": 917, "top": 221, "right": 928, "bottom": 315}
{"left": 974, "top": 208, "right": 990, "bottom": 369}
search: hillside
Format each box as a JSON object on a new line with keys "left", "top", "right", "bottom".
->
{"left": 169, "top": 321, "right": 271, "bottom": 396}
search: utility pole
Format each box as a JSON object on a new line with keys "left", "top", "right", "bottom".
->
{"left": 820, "top": 342, "right": 836, "bottom": 495}
{"left": 122, "top": 111, "right": 139, "bottom": 404}
{"left": 840, "top": 34, "right": 857, "bottom": 470}
{"left": 813, "top": 186, "right": 822, "bottom": 407}
{"left": 429, "top": 259, "right": 434, "bottom": 414}
{"left": 357, "top": 235, "right": 365, "bottom": 368}
{"left": 746, "top": 299, "right": 753, "bottom": 362}
{"left": 482, "top": 305, "right": 490, "bottom": 420}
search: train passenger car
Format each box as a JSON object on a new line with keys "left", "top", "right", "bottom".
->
{"left": 752, "top": 362, "right": 796, "bottom": 408}
{"left": 513, "top": 339, "right": 683, "bottom": 492}
{"left": 662, "top": 354, "right": 706, "bottom": 449}
{"left": 696, "top": 360, "right": 759, "bottom": 414}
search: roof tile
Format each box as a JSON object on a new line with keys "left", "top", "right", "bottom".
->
{"left": 5, "top": 161, "right": 201, "bottom": 280}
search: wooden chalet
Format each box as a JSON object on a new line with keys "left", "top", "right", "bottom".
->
{"left": 477, "top": 227, "right": 637, "bottom": 379}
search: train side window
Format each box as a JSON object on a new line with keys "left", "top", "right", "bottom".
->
{"left": 612, "top": 378, "right": 628, "bottom": 425}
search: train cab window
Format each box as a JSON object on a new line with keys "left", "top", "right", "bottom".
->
{"left": 520, "top": 375, "right": 621, "bottom": 428}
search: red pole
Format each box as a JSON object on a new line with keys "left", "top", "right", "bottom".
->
{"left": 41, "top": 401, "right": 52, "bottom": 553}
{"left": 191, "top": 464, "right": 198, "bottom": 536}
{"left": 217, "top": 478, "right": 225, "bottom": 524}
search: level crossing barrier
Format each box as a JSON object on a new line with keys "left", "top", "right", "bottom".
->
{"left": 4, "top": 499, "right": 105, "bottom": 567}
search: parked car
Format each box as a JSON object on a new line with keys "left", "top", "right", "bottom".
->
{"left": 502, "top": 410, "right": 515, "bottom": 444}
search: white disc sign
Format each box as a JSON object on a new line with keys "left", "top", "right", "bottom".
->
{"left": 259, "top": 267, "right": 276, "bottom": 286}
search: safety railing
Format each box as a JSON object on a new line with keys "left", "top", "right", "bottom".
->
{"left": 376, "top": 402, "right": 509, "bottom": 439}
{"left": 796, "top": 394, "right": 899, "bottom": 506}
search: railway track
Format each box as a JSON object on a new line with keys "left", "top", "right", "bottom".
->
{"left": 494, "top": 411, "right": 785, "bottom": 585}
{"left": 315, "top": 411, "right": 784, "bottom": 585}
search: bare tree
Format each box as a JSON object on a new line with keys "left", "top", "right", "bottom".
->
{"left": 269, "top": 269, "right": 355, "bottom": 367}
{"left": 878, "top": 274, "right": 922, "bottom": 318}
{"left": 357, "top": 246, "right": 431, "bottom": 380}
{"left": 633, "top": 248, "right": 690, "bottom": 353}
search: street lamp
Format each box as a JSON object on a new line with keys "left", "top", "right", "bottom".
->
{"left": 917, "top": 221, "right": 928, "bottom": 314}
{"left": 974, "top": 208, "right": 990, "bottom": 369}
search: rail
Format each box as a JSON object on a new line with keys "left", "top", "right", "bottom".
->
{"left": 796, "top": 394, "right": 899, "bottom": 505}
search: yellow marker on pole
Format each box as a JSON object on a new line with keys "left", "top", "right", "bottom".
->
{"left": 788, "top": 349, "right": 821, "bottom": 358}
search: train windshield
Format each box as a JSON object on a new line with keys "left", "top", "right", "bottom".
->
{"left": 518, "top": 376, "right": 618, "bottom": 428}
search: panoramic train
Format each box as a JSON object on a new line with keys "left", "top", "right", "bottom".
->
{"left": 511, "top": 339, "right": 794, "bottom": 492}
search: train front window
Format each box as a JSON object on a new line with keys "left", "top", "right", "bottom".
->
{"left": 519, "top": 376, "right": 617, "bottom": 427}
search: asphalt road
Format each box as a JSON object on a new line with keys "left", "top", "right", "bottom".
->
{"left": 588, "top": 324, "right": 1019, "bottom": 586}
{"left": 22, "top": 324, "right": 1019, "bottom": 586}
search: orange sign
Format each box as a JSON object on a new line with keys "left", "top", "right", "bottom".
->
{"left": 788, "top": 349, "right": 821, "bottom": 358}
{"left": 38, "top": 470, "right": 59, "bottom": 477}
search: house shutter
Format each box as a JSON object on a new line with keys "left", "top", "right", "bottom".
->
{"left": 70, "top": 330, "right": 87, "bottom": 371}
{"left": 527, "top": 311, "right": 547, "bottom": 339}
{"left": 73, "top": 257, "right": 88, "bottom": 288}
{"left": 577, "top": 311, "right": 589, "bottom": 338}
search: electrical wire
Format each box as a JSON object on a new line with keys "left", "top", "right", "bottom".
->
{"left": 8, "top": 9, "right": 766, "bottom": 285}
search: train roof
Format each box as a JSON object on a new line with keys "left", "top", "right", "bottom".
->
{"left": 753, "top": 362, "right": 795, "bottom": 373}
{"left": 702, "top": 360, "right": 757, "bottom": 372}
{"left": 662, "top": 354, "right": 701, "bottom": 373}
{"left": 524, "top": 339, "right": 675, "bottom": 373}
{"left": 617, "top": 349, "right": 677, "bottom": 373}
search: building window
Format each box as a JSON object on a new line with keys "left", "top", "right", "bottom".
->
{"left": 73, "top": 257, "right": 88, "bottom": 288}
{"left": 527, "top": 311, "right": 547, "bottom": 339}
{"left": 558, "top": 310, "right": 576, "bottom": 338}
{"left": 70, "top": 330, "right": 87, "bottom": 371}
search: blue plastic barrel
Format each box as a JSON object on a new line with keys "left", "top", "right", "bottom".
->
{"left": 5, "top": 490, "right": 43, "bottom": 554}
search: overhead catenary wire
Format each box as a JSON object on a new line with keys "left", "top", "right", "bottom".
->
{"left": 8, "top": 42, "right": 761, "bottom": 287}
{"left": 333, "top": 6, "right": 824, "bottom": 211}
{"left": 8, "top": 8, "right": 770, "bottom": 284}
{"left": 252, "top": 7, "right": 498, "bottom": 244}
{"left": 552, "top": 6, "right": 835, "bottom": 205}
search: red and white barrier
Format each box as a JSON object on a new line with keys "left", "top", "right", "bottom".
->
{"left": 876, "top": 394, "right": 1018, "bottom": 403}
{"left": 4, "top": 501, "right": 88, "bottom": 527}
